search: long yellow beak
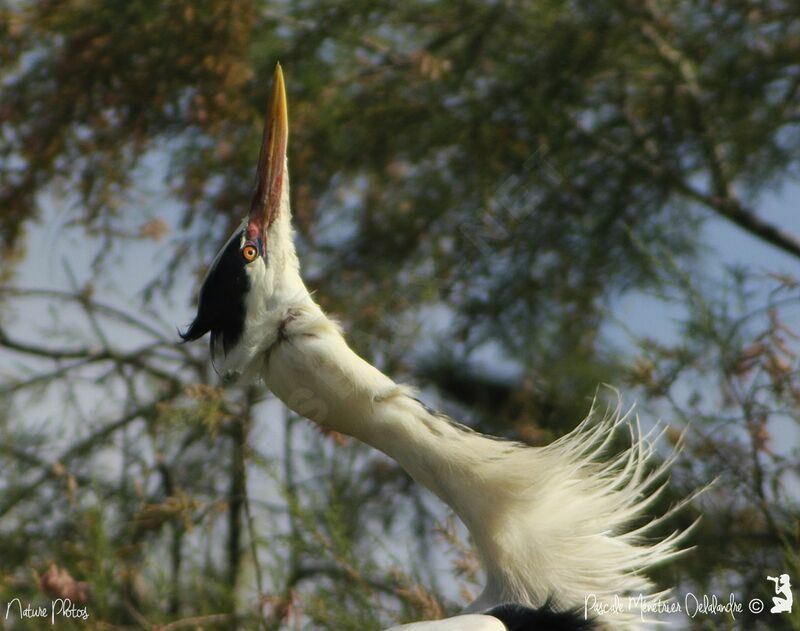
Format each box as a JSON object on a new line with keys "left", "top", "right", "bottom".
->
{"left": 248, "top": 63, "right": 288, "bottom": 241}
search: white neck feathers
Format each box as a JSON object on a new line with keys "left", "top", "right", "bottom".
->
{"left": 256, "top": 297, "right": 690, "bottom": 628}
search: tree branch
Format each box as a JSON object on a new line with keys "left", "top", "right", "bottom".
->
{"left": 0, "top": 389, "right": 179, "bottom": 517}
{"left": 631, "top": 2, "right": 800, "bottom": 261}
{"left": 574, "top": 125, "right": 800, "bottom": 261}
{"left": 684, "top": 192, "right": 800, "bottom": 261}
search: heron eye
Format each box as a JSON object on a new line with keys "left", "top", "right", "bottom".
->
{"left": 242, "top": 244, "right": 258, "bottom": 262}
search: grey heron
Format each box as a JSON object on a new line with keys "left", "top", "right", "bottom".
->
{"left": 181, "top": 64, "right": 691, "bottom": 630}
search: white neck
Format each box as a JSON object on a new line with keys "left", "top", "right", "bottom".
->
{"left": 254, "top": 281, "right": 687, "bottom": 627}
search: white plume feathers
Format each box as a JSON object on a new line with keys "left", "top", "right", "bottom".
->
{"left": 255, "top": 294, "right": 695, "bottom": 627}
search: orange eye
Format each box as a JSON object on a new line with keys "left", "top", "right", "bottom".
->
{"left": 242, "top": 245, "right": 258, "bottom": 262}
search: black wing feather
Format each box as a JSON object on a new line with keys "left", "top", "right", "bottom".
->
{"left": 486, "top": 601, "right": 597, "bottom": 630}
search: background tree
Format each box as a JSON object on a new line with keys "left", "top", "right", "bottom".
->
{"left": 1, "top": 1, "right": 798, "bottom": 629}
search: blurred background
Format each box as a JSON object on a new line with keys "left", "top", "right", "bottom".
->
{"left": 1, "top": 1, "right": 799, "bottom": 629}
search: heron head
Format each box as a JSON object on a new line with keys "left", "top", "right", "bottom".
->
{"left": 181, "top": 64, "right": 298, "bottom": 375}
